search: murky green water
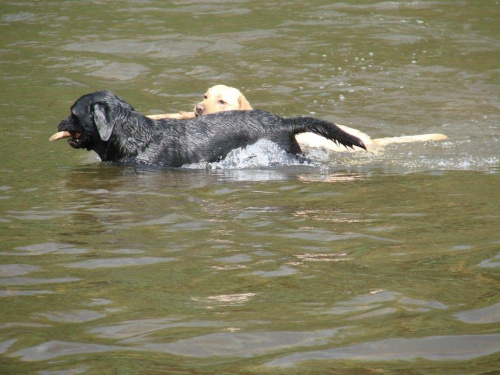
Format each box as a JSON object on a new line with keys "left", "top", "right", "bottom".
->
{"left": 1, "top": 1, "right": 499, "bottom": 374}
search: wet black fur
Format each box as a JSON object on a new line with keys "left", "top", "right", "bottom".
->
{"left": 55, "top": 90, "right": 366, "bottom": 167}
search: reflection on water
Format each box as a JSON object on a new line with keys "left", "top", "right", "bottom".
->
{"left": 12, "top": 341, "right": 129, "bottom": 362}
{"left": 455, "top": 303, "right": 500, "bottom": 325}
{"left": 66, "top": 256, "right": 176, "bottom": 269}
{"left": 478, "top": 252, "right": 500, "bottom": 268}
{"left": 0, "top": 264, "right": 40, "bottom": 277}
{"left": 324, "top": 290, "right": 449, "bottom": 319}
{"left": 142, "top": 328, "right": 343, "bottom": 358}
{"left": 36, "top": 310, "right": 106, "bottom": 323}
{"left": 0, "top": 277, "right": 79, "bottom": 286}
{"left": 4, "top": 243, "right": 88, "bottom": 256}
{"left": 266, "top": 334, "right": 500, "bottom": 367}
{"left": 1, "top": 0, "right": 499, "bottom": 373}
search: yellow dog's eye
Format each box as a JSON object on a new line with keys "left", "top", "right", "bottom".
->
{"left": 218, "top": 100, "right": 226, "bottom": 105}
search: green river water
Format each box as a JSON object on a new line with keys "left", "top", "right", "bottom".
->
{"left": 1, "top": 1, "right": 499, "bottom": 374}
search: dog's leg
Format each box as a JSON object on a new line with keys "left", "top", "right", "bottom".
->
{"left": 373, "top": 134, "right": 448, "bottom": 146}
{"left": 148, "top": 111, "right": 196, "bottom": 120}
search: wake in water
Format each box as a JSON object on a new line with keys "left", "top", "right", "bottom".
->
{"left": 183, "top": 139, "right": 308, "bottom": 169}
{"left": 182, "top": 136, "right": 498, "bottom": 173}
{"left": 182, "top": 138, "right": 380, "bottom": 171}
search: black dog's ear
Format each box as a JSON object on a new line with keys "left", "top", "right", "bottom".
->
{"left": 93, "top": 103, "right": 114, "bottom": 141}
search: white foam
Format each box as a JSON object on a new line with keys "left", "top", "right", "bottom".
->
{"left": 183, "top": 139, "right": 305, "bottom": 170}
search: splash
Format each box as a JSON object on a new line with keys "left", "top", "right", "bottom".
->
{"left": 183, "top": 139, "right": 306, "bottom": 169}
{"left": 180, "top": 134, "right": 498, "bottom": 173}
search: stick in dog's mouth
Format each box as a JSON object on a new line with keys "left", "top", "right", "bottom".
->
{"left": 49, "top": 131, "right": 78, "bottom": 141}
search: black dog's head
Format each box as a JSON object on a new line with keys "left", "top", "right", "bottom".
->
{"left": 50, "top": 91, "right": 137, "bottom": 159}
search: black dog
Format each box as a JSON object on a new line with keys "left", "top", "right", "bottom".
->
{"left": 50, "top": 91, "right": 366, "bottom": 167}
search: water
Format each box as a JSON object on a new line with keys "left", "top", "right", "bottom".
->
{"left": 1, "top": 1, "right": 499, "bottom": 374}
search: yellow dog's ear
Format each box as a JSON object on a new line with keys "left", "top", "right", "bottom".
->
{"left": 238, "top": 95, "right": 253, "bottom": 110}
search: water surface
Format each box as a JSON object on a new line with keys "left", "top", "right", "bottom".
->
{"left": 1, "top": 1, "right": 499, "bottom": 374}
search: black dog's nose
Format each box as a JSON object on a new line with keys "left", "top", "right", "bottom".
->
{"left": 195, "top": 104, "right": 205, "bottom": 117}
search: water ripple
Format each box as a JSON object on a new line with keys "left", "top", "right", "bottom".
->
{"left": 252, "top": 266, "right": 298, "bottom": 278}
{"left": 37, "top": 310, "right": 106, "bottom": 323}
{"left": 144, "top": 328, "right": 345, "bottom": 358}
{"left": 66, "top": 257, "right": 176, "bottom": 269}
{"left": 0, "top": 277, "right": 79, "bottom": 286}
{"left": 266, "top": 334, "right": 500, "bottom": 367}
{"left": 0, "top": 290, "right": 54, "bottom": 298}
{"left": 12, "top": 340, "right": 128, "bottom": 362}
{"left": 478, "top": 253, "right": 500, "bottom": 268}
{"left": 0, "top": 264, "right": 40, "bottom": 277}
{"left": 455, "top": 303, "right": 500, "bottom": 324}
{"left": 90, "top": 318, "right": 224, "bottom": 341}
{"left": 5, "top": 243, "right": 87, "bottom": 256}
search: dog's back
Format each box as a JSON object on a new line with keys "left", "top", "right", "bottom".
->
{"left": 149, "top": 110, "right": 298, "bottom": 166}
{"left": 150, "top": 110, "right": 365, "bottom": 167}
